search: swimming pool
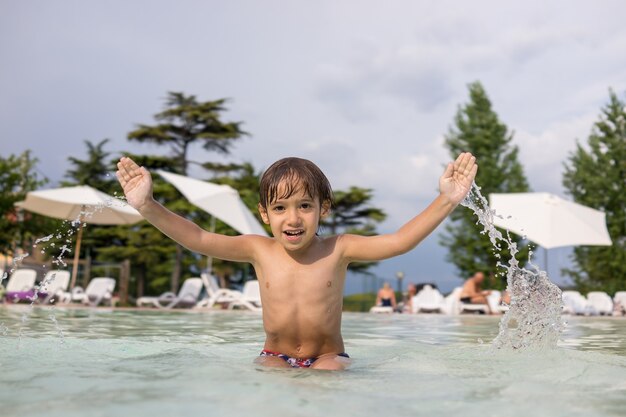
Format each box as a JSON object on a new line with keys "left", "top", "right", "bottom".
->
{"left": 1, "top": 306, "right": 625, "bottom": 417}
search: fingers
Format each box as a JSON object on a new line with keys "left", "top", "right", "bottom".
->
{"left": 454, "top": 152, "right": 476, "bottom": 176}
{"left": 468, "top": 163, "right": 478, "bottom": 181}
{"left": 116, "top": 157, "right": 141, "bottom": 185}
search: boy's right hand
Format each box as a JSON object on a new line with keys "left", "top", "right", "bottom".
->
{"left": 116, "top": 157, "right": 154, "bottom": 211}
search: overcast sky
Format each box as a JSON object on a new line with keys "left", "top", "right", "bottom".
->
{"left": 2, "top": 0, "right": 625, "bottom": 293}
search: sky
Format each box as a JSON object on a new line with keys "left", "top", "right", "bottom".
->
{"left": 1, "top": 0, "right": 625, "bottom": 294}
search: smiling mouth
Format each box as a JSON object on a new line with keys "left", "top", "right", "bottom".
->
{"left": 284, "top": 230, "right": 304, "bottom": 237}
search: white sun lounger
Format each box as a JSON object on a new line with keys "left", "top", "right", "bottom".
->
{"left": 3, "top": 268, "right": 37, "bottom": 302}
{"left": 136, "top": 277, "right": 203, "bottom": 309}
{"left": 369, "top": 306, "right": 394, "bottom": 314}
{"left": 586, "top": 291, "right": 613, "bottom": 315}
{"left": 37, "top": 270, "right": 71, "bottom": 304}
{"left": 613, "top": 291, "right": 626, "bottom": 316}
{"left": 412, "top": 285, "right": 444, "bottom": 313}
{"left": 562, "top": 290, "right": 594, "bottom": 315}
{"left": 195, "top": 273, "right": 246, "bottom": 309}
{"left": 5, "top": 268, "right": 37, "bottom": 291}
{"left": 69, "top": 277, "right": 116, "bottom": 307}
{"left": 227, "top": 280, "right": 262, "bottom": 312}
{"left": 443, "top": 287, "right": 490, "bottom": 315}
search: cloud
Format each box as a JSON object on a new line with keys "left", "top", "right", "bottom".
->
{"left": 315, "top": 42, "right": 455, "bottom": 120}
{"left": 514, "top": 112, "right": 598, "bottom": 195}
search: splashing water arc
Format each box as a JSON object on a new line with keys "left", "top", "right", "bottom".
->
{"left": 460, "top": 182, "right": 564, "bottom": 350}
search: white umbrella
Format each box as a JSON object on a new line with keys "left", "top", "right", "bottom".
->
{"left": 157, "top": 170, "right": 267, "bottom": 272}
{"left": 15, "top": 185, "right": 143, "bottom": 288}
{"left": 157, "top": 170, "right": 267, "bottom": 236}
{"left": 488, "top": 192, "right": 612, "bottom": 270}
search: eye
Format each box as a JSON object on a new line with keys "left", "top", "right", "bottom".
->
{"left": 272, "top": 205, "right": 285, "bottom": 212}
{"left": 300, "top": 203, "right": 313, "bottom": 209}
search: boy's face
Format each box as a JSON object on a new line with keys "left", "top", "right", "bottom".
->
{"left": 258, "top": 180, "right": 330, "bottom": 253}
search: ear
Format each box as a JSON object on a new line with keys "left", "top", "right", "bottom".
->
{"left": 258, "top": 203, "right": 270, "bottom": 225}
{"left": 320, "top": 200, "right": 331, "bottom": 219}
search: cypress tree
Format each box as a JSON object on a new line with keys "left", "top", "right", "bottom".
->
{"left": 562, "top": 90, "right": 626, "bottom": 294}
{"left": 441, "top": 82, "right": 530, "bottom": 285}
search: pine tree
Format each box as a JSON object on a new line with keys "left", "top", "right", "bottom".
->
{"left": 562, "top": 90, "right": 626, "bottom": 294}
{"left": 63, "top": 139, "right": 116, "bottom": 192}
{"left": 127, "top": 92, "right": 247, "bottom": 291}
{"left": 441, "top": 82, "right": 530, "bottom": 285}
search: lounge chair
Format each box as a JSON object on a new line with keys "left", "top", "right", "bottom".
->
{"left": 227, "top": 280, "right": 262, "bottom": 311}
{"left": 613, "top": 291, "right": 626, "bottom": 316}
{"left": 71, "top": 277, "right": 116, "bottom": 307}
{"left": 195, "top": 273, "right": 246, "bottom": 309}
{"left": 411, "top": 285, "right": 444, "bottom": 313}
{"left": 136, "top": 277, "right": 203, "bottom": 309}
{"left": 369, "top": 305, "right": 394, "bottom": 313}
{"left": 586, "top": 291, "right": 613, "bottom": 315}
{"left": 485, "top": 290, "right": 510, "bottom": 314}
{"left": 3, "top": 268, "right": 37, "bottom": 303}
{"left": 444, "top": 287, "right": 490, "bottom": 314}
{"left": 562, "top": 290, "right": 592, "bottom": 315}
{"left": 24, "top": 270, "right": 71, "bottom": 304}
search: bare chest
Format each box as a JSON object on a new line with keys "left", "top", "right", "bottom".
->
{"left": 254, "top": 244, "right": 346, "bottom": 302}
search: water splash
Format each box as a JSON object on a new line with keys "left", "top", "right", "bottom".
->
{"left": 461, "top": 182, "right": 563, "bottom": 350}
{"left": 2, "top": 195, "right": 131, "bottom": 340}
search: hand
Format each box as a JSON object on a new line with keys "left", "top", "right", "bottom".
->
{"left": 439, "top": 152, "right": 477, "bottom": 205}
{"left": 116, "top": 157, "right": 154, "bottom": 211}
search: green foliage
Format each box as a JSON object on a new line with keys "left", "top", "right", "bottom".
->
{"left": 342, "top": 293, "right": 377, "bottom": 312}
{"left": 321, "top": 186, "right": 387, "bottom": 274}
{"left": 126, "top": 92, "right": 249, "bottom": 292}
{"left": 562, "top": 90, "right": 626, "bottom": 294}
{"left": 441, "top": 81, "right": 530, "bottom": 284}
{"left": 0, "top": 151, "right": 51, "bottom": 254}
{"left": 128, "top": 92, "right": 247, "bottom": 174}
{"left": 62, "top": 139, "right": 116, "bottom": 192}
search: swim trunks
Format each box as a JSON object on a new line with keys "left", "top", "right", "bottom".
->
{"left": 259, "top": 349, "right": 350, "bottom": 368}
{"left": 381, "top": 298, "right": 392, "bottom": 307}
{"left": 460, "top": 297, "right": 472, "bottom": 303}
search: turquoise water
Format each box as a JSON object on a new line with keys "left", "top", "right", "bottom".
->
{"left": 1, "top": 306, "right": 625, "bottom": 417}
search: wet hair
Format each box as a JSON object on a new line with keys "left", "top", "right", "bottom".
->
{"left": 259, "top": 157, "right": 334, "bottom": 209}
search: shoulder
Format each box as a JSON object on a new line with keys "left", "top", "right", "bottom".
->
{"left": 234, "top": 234, "right": 275, "bottom": 257}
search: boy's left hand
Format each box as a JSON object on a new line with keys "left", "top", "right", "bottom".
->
{"left": 439, "top": 152, "right": 477, "bottom": 205}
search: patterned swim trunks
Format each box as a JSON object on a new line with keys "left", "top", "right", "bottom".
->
{"left": 259, "top": 349, "right": 350, "bottom": 368}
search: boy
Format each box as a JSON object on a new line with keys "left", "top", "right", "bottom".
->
{"left": 116, "top": 152, "right": 477, "bottom": 370}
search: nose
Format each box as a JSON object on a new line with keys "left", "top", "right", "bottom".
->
{"left": 286, "top": 207, "right": 301, "bottom": 226}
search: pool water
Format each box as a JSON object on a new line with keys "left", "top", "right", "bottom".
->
{"left": 1, "top": 307, "right": 625, "bottom": 417}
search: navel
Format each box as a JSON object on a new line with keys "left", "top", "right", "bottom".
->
{"left": 266, "top": 282, "right": 270, "bottom": 289}
{"left": 326, "top": 281, "right": 332, "bottom": 287}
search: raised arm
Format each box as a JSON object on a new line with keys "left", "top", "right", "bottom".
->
{"left": 341, "top": 152, "right": 477, "bottom": 262}
{"left": 115, "top": 157, "right": 259, "bottom": 263}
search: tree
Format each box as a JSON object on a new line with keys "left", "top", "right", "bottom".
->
{"left": 0, "top": 151, "right": 50, "bottom": 256}
{"left": 128, "top": 92, "right": 247, "bottom": 174}
{"left": 127, "top": 92, "right": 248, "bottom": 291}
{"left": 62, "top": 138, "right": 116, "bottom": 192}
{"left": 321, "top": 186, "right": 386, "bottom": 273}
{"left": 441, "top": 81, "right": 530, "bottom": 285}
{"left": 562, "top": 90, "right": 626, "bottom": 294}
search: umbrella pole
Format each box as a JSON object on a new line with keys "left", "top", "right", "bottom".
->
{"left": 544, "top": 247, "right": 549, "bottom": 276}
{"left": 70, "top": 224, "right": 84, "bottom": 290}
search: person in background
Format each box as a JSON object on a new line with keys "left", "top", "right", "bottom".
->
{"left": 375, "top": 282, "right": 397, "bottom": 310}
{"left": 460, "top": 271, "right": 493, "bottom": 314}
{"left": 402, "top": 283, "right": 418, "bottom": 313}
